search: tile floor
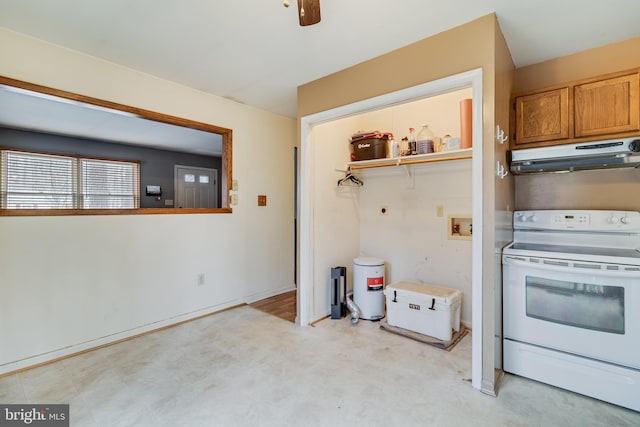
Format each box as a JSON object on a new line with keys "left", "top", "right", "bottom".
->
{"left": 1, "top": 305, "right": 639, "bottom": 426}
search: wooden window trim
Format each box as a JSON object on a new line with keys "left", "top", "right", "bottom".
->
{"left": 0, "top": 75, "right": 233, "bottom": 217}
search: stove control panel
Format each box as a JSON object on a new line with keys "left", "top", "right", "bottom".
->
{"left": 552, "top": 213, "right": 590, "bottom": 225}
{"left": 514, "top": 210, "right": 640, "bottom": 232}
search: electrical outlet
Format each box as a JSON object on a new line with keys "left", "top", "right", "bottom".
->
{"left": 230, "top": 194, "right": 238, "bottom": 205}
{"left": 197, "top": 273, "right": 205, "bottom": 286}
{"left": 379, "top": 205, "right": 389, "bottom": 216}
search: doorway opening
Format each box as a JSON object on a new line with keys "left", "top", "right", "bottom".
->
{"left": 298, "top": 68, "right": 484, "bottom": 390}
{"left": 249, "top": 290, "right": 296, "bottom": 323}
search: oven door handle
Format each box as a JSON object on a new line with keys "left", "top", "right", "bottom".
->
{"left": 503, "top": 255, "right": 640, "bottom": 278}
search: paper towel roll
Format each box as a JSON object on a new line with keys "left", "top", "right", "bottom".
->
{"left": 460, "top": 98, "right": 472, "bottom": 149}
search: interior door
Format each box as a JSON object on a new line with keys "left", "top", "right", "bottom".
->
{"left": 175, "top": 165, "right": 218, "bottom": 208}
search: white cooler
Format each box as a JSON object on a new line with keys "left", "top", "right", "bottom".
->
{"left": 384, "top": 281, "right": 462, "bottom": 341}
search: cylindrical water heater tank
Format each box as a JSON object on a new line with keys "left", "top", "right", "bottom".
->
{"left": 353, "top": 257, "right": 385, "bottom": 320}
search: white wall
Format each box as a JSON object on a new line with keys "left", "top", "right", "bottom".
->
{"left": 0, "top": 28, "right": 296, "bottom": 373}
{"left": 353, "top": 89, "right": 473, "bottom": 145}
{"left": 309, "top": 89, "right": 473, "bottom": 324}
{"left": 358, "top": 162, "right": 472, "bottom": 325}
{"left": 311, "top": 119, "right": 361, "bottom": 319}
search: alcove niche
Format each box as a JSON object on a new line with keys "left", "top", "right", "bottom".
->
{"left": 298, "top": 69, "right": 485, "bottom": 390}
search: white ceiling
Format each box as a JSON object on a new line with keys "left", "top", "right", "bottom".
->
{"left": 0, "top": 0, "right": 639, "bottom": 150}
{"left": 0, "top": 86, "right": 224, "bottom": 155}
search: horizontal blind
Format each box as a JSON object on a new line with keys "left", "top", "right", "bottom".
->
{"left": 1, "top": 150, "right": 75, "bottom": 209}
{"left": 80, "top": 159, "right": 140, "bottom": 208}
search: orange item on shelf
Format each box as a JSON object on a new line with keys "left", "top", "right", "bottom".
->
{"left": 460, "top": 98, "right": 472, "bottom": 149}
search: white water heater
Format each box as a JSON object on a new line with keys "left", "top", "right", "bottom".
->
{"left": 353, "top": 257, "right": 385, "bottom": 320}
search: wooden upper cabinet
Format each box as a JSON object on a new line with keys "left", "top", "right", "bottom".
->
{"left": 574, "top": 73, "right": 640, "bottom": 138}
{"left": 514, "top": 88, "right": 569, "bottom": 146}
{"left": 511, "top": 69, "right": 640, "bottom": 149}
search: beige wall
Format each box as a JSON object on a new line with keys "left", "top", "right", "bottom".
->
{"left": 494, "top": 23, "right": 515, "bottom": 216}
{"left": 490, "top": 21, "right": 515, "bottom": 383}
{"left": 298, "top": 14, "right": 496, "bottom": 119}
{"left": 514, "top": 36, "right": 640, "bottom": 93}
{"left": 515, "top": 169, "right": 640, "bottom": 210}
{"left": 513, "top": 36, "right": 640, "bottom": 211}
{"left": 0, "top": 28, "right": 296, "bottom": 374}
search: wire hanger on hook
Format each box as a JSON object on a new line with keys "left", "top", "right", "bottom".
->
{"left": 337, "top": 170, "right": 364, "bottom": 187}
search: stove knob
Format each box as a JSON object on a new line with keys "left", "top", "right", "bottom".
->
{"left": 608, "top": 216, "right": 619, "bottom": 224}
{"left": 528, "top": 214, "right": 537, "bottom": 223}
{"left": 621, "top": 217, "right": 631, "bottom": 225}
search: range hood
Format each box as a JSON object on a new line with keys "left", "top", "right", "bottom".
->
{"left": 510, "top": 137, "right": 640, "bottom": 174}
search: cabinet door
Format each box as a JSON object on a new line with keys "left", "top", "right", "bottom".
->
{"left": 574, "top": 73, "right": 640, "bottom": 138}
{"left": 515, "top": 88, "right": 569, "bottom": 145}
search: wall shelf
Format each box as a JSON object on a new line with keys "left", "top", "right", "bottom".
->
{"left": 348, "top": 148, "right": 472, "bottom": 170}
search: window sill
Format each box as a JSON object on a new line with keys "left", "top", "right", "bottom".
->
{"left": 0, "top": 207, "right": 232, "bottom": 216}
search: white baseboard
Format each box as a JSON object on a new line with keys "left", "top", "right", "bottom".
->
{"left": 244, "top": 284, "right": 296, "bottom": 304}
{"left": 0, "top": 299, "right": 245, "bottom": 376}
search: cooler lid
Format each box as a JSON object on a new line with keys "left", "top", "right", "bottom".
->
{"left": 386, "top": 281, "right": 461, "bottom": 304}
{"left": 354, "top": 257, "right": 385, "bottom": 266}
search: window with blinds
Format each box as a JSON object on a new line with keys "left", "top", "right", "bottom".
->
{"left": 80, "top": 159, "right": 140, "bottom": 208}
{"left": 1, "top": 149, "right": 140, "bottom": 209}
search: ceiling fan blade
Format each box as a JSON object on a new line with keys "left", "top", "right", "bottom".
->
{"left": 298, "top": 0, "right": 321, "bottom": 26}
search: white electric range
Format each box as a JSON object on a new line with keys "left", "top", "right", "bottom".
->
{"left": 502, "top": 210, "right": 640, "bottom": 411}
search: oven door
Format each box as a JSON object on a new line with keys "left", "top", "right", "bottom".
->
{"left": 503, "top": 254, "right": 640, "bottom": 369}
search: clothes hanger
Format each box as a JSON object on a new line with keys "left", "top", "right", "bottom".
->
{"left": 337, "top": 170, "right": 363, "bottom": 187}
